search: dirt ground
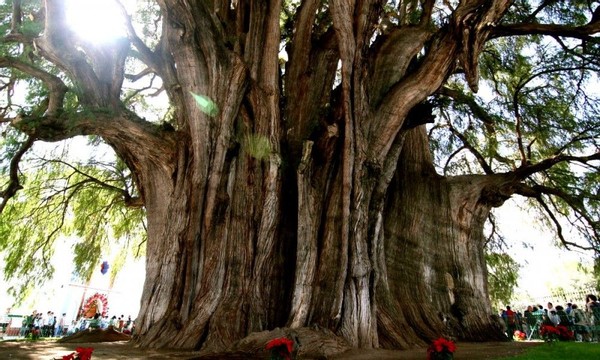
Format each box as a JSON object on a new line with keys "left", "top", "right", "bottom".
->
{"left": 0, "top": 339, "right": 541, "bottom": 360}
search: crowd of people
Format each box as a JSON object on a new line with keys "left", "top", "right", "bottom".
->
{"left": 500, "top": 294, "right": 600, "bottom": 341}
{"left": 1, "top": 308, "right": 135, "bottom": 339}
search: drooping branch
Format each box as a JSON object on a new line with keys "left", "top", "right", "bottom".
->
{"left": 446, "top": 122, "right": 494, "bottom": 175}
{"left": 0, "top": 135, "right": 34, "bottom": 214}
{"left": 534, "top": 193, "right": 596, "bottom": 251}
{"left": 43, "top": 158, "right": 144, "bottom": 208}
{"left": 454, "top": 0, "right": 513, "bottom": 92}
{"left": 510, "top": 180, "right": 600, "bottom": 251}
{"left": 0, "top": 56, "right": 68, "bottom": 116}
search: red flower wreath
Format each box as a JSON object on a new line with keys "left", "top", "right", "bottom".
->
{"left": 265, "top": 337, "right": 294, "bottom": 360}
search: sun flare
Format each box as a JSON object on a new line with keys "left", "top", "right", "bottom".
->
{"left": 65, "top": 0, "right": 127, "bottom": 43}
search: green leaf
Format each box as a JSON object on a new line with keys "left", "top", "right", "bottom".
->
{"left": 190, "top": 92, "right": 219, "bottom": 117}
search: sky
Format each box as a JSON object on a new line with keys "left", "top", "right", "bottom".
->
{"left": 0, "top": 236, "right": 145, "bottom": 322}
{"left": 493, "top": 198, "right": 596, "bottom": 308}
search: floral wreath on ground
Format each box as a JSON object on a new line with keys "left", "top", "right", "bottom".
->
{"left": 265, "top": 337, "right": 294, "bottom": 360}
{"left": 426, "top": 337, "right": 456, "bottom": 360}
{"left": 61, "top": 347, "right": 93, "bottom": 360}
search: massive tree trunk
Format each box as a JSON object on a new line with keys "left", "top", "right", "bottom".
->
{"left": 8, "top": 0, "right": 518, "bottom": 353}
{"left": 130, "top": 0, "right": 513, "bottom": 352}
{"left": 377, "top": 127, "right": 507, "bottom": 348}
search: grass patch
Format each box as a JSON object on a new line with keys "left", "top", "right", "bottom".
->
{"left": 499, "top": 341, "right": 600, "bottom": 359}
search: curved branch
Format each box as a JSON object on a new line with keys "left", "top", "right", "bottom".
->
{"left": 535, "top": 193, "right": 596, "bottom": 251}
{"left": 512, "top": 181, "right": 599, "bottom": 251}
{"left": 443, "top": 145, "right": 467, "bottom": 176}
{"left": 447, "top": 123, "right": 494, "bottom": 174}
{"left": 44, "top": 158, "right": 144, "bottom": 209}
{"left": 0, "top": 56, "right": 68, "bottom": 116}
{"left": 0, "top": 136, "right": 35, "bottom": 213}
{"left": 117, "top": 0, "right": 167, "bottom": 80}
{"left": 515, "top": 151, "right": 600, "bottom": 179}
{"left": 11, "top": 109, "right": 177, "bottom": 171}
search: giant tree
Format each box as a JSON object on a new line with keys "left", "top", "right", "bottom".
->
{"left": 1, "top": 0, "right": 599, "bottom": 353}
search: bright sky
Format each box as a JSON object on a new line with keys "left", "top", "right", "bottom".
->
{"left": 494, "top": 198, "right": 595, "bottom": 307}
{"left": 0, "top": 235, "right": 144, "bottom": 320}
{"left": 65, "top": 0, "right": 131, "bottom": 43}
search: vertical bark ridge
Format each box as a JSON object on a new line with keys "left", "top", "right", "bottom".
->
{"left": 289, "top": 141, "right": 321, "bottom": 327}
{"left": 377, "top": 127, "right": 504, "bottom": 348}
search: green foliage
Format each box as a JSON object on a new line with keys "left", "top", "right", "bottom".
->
{"left": 243, "top": 133, "right": 272, "bottom": 161}
{"left": 594, "top": 257, "right": 600, "bottom": 293}
{"left": 431, "top": 1, "right": 600, "bottom": 254}
{"left": 486, "top": 252, "right": 520, "bottom": 310}
{"left": 0, "top": 138, "right": 146, "bottom": 303}
{"left": 497, "top": 341, "right": 600, "bottom": 359}
{"left": 18, "top": 20, "right": 43, "bottom": 38}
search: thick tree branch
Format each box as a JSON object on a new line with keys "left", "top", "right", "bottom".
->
{"left": 420, "top": 0, "right": 436, "bottom": 25}
{"left": 514, "top": 152, "right": 600, "bottom": 179}
{"left": 370, "top": 1, "right": 512, "bottom": 167}
{"left": 0, "top": 136, "right": 35, "bottom": 214}
{"left": 10, "top": 0, "right": 22, "bottom": 33}
{"left": 0, "top": 56, "right": 68, "bottom": 116}
{"left": 492, "top": 22, "right": 600, "bottom": 40}
{"left": 11, "top": 110, "right": 177, "bottom": 171}
{"left": 34, "top": 0, "right": 130, "bottom": 107}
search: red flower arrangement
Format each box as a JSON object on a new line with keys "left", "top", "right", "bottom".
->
{"left": 62, "top": 347, "right": 94, "bottom": 360}
{"left": 427, "top": 337, "right": 456, "bottom": 360}
{"left": 513, "top": 330, "right": 526, "bottom": 341}
{"left": 540, "top": 324, "right": 574, "bottom": 342}
{"left": 265, "top": 337, "right": 294, "bottom": 360}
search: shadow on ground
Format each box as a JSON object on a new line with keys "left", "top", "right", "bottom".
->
{"left": 0, "top": 339, "right": 542, "bottom": 359}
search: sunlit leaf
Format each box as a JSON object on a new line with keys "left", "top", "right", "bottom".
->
{"left": 190, "top": 92, "right": 219, "bottom": 117}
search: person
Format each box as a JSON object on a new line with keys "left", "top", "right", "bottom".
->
{"left": 571, "top": 304, "right": 591, "bottom": 341}
{"left": 585, "top": 294, "right": 599, "bottom": 312}
{"left": 555, "top": 305, "right": 571, "bottom": 326}
{"left": 547, "top": 302, "right": 555, "bottom": 314}
{"left": 118, "top": 315, "right": 125, "bottom": 332}
{"left": 504, "top": 306, "right": 517, "bottom": 339}
{"left": 0, "top": 308, "right": 10, "bottom": 336}
{"left": 56, "top": 313, "right": 66, "bottom": 336}
{"left": 547, "top": 310, "right": 560, "bottom": 326}
{"left": 566, "top": 302, "right": 573, "bottom": 315}
{"left": 109, "top": 315, "right": 117, "bottom": 329}
{"left": 88, "top": 313, "right": 101, "bottom": 330}
{"left": 525, "top": 305, "right": 544, "bottom": 340}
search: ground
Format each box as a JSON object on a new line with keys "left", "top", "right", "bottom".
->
{"left": 0, "top": 339, "right": 541, "bottom": 359}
